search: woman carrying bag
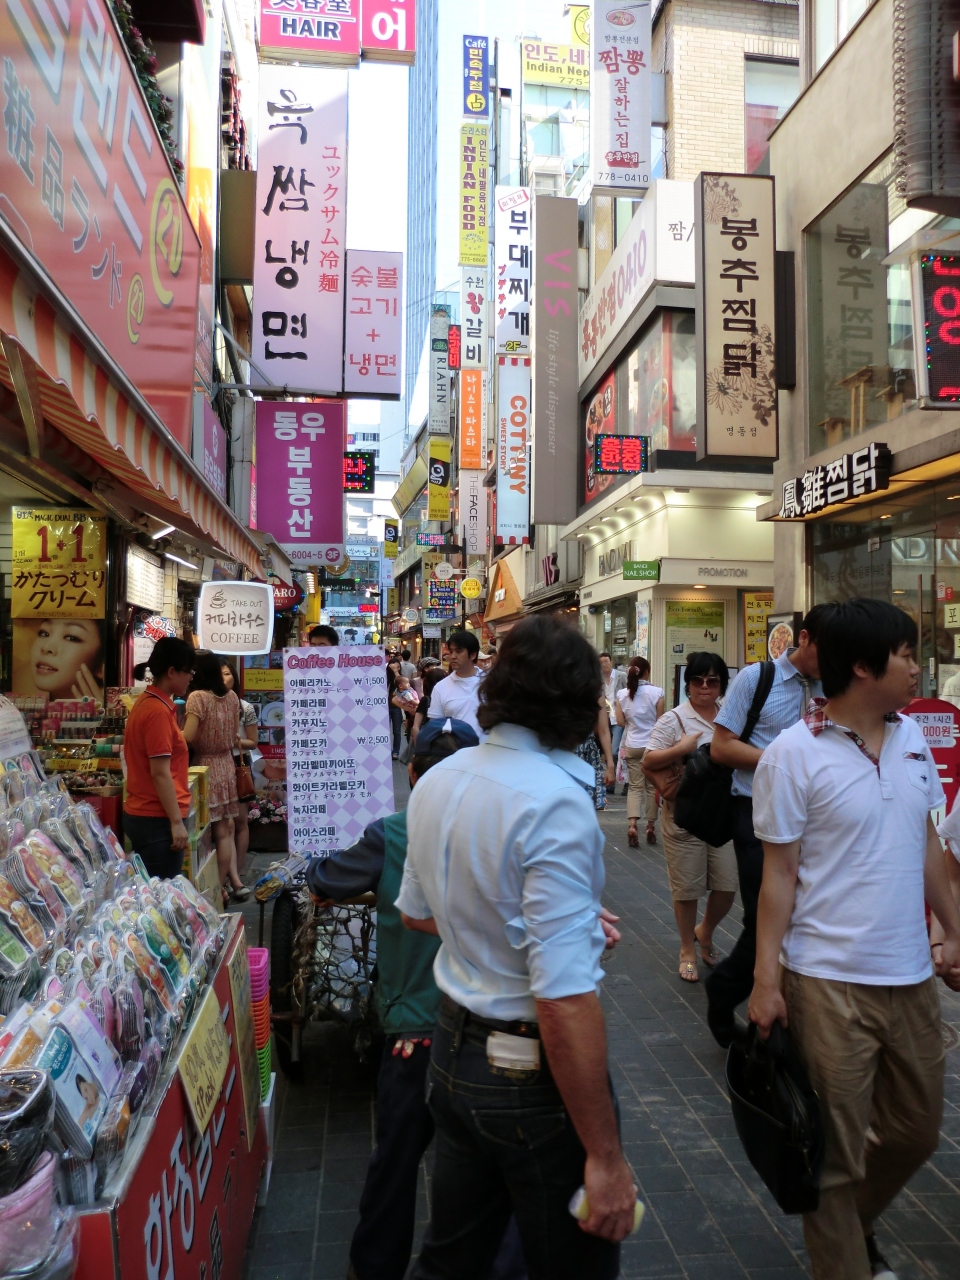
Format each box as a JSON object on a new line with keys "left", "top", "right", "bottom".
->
{"left": 615, "top": 656, "right": 664, "bottom": 846}
{"left": 642, "top": 652, "right": 737, "bottom": 983}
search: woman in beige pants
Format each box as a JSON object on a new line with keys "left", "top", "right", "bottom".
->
{"left": 615, "top": 657, "right": 664, "bottom": 846}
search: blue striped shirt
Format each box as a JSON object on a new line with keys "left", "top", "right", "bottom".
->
{"left": 714, "top": 650, "right": 821, "bottom": 797}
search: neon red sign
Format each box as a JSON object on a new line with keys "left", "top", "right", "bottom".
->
{"left": 921, "top": 254, "right": 960, "bottom": 402}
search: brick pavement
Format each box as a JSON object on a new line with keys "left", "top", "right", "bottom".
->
{"left": 242, "top": 779, "right": 960, "bottom": 1280}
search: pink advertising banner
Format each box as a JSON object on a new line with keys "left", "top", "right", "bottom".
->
{"left": 255, "top": 401, "right": 345, "bottom": 566}
{"left": 0, "top": 0, "right": 202, "bottom": 448}
{"left": 284, "top": 646, "right": 394, "bottom": 854}
{"left": 198, "top": 399, "right": 227, "bottom": 501}
{"left": 253, "top": 65, "right": 347, "bottom": 395}
{"left": 343, "top": 249, "right": 402, "bottom": 395}
{"left": 259, "top": 0, "right": 361, "bottom": 65}
{"left": 361, "top": 0, "right": 416, "bottom": 63}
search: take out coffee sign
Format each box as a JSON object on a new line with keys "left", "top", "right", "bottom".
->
{"left": 196, "top": 582, "right": 275, "bottom": 655}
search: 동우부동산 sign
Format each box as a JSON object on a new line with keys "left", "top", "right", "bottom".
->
{"left": 283, "top": 647, "right": 394, "bottom": 853}
{"left": 255, "top": 401, "right": 346, "bottom": 566}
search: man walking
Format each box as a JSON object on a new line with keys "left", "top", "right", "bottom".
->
{"left": 427, "top": 629, "right": 485, "bottom": 740}
{"left": 398, "top": 615, "right": 637, "bottom": 1280}
{"left": 704, "top": 606, "right": 824, "bottom": 1045}
{"left": 399, "top": 648, "right": 418, "bottom": 680}
{"left": 748, "top": 598, "right": 960, "bottom": 1280}
{"left": 599, "top": 652, "right": 626, "bottom": 793}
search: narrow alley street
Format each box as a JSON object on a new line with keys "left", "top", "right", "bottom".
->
{"left": 242, "top": 775, "right": 960, "bottom": 1280}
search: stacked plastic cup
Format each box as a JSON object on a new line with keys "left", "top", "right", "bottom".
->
{"left": 248, "top": 947, "right": 271, "bottom": 1098}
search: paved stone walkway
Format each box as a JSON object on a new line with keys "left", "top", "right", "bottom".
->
{"left": 242, "top": 777, "right": 960, "bottom": 1280}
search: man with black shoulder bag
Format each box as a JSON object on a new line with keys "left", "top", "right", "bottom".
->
{"left": 702, "top": 606, "right": 825, "bottom": 1047}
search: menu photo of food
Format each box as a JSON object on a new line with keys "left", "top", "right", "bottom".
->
{"left": 766, "top": 613, "right": 797, "bottom": 660}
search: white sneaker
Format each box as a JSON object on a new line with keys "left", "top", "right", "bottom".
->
{"left": 865, "top": 1234, "right": 898, "bottom": 1280}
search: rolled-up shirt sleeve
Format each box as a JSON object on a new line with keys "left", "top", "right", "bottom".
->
{"left": 508, "top": 790, "right": 606, "bottom": 1000}
{"left": 752, "top": 752, "right": 807, "bottom": 844}
{"left": 396, "top": 846, "right": 433, "bottom": 920}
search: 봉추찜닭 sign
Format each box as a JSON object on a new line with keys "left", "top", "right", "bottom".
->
{"left": 196, "top": 582, "right": 275, "bottom": 655}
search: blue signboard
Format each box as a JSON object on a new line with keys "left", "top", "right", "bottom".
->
{"left": 463, "top": 36, "right": 489, "bottom": 118}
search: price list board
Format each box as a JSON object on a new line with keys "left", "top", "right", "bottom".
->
{"left": 283, "top": 647, "right": 395, "bottom": 854}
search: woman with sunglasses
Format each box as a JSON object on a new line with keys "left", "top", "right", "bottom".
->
{"left": 642, "top": 652, "right": 738, "bottom": 983}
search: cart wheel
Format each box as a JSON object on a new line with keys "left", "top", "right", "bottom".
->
{"left": 270, "top": 891, "right": 303, "bottom": 1081}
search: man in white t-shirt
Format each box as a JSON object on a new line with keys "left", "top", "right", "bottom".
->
{"left": 749, "top": 598, "right": 960, "bottom": 1280}
{"left": 428, "top": 630, "right": 485, "bottom": 740}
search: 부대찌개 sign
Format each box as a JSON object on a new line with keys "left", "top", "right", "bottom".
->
{"left": 0, "top": 0, "right": 202, "bottom": 447}
{"left": 196, "top": 582, "right": 275, "bottom": 655}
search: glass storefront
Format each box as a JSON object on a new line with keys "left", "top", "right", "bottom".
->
{"left": 596, "top": 596, "right": 637, "bottom": 666}
{"left": 810, "top": 475, "right": 960, "bottom": 699}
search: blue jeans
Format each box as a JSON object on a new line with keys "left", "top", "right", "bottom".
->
{"left": 411, "top": 1004, "right": 620, "bottom": 1280}
{"left": 608, "top": 724, "right": 623, "bottom": 788}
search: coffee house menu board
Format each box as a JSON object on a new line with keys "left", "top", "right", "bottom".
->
{"left": 283, "top": 647, "right": 395, "bottom": 855}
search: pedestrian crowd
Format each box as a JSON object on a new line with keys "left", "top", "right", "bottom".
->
{"left": 304, "top": 601, "right": 960, "bottom": 1280}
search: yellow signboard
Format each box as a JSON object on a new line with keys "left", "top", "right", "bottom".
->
{"left": 570, "top": 6, "right": 589, "bottom": 47}
{"left": 459, "top": 123, "right": 489, "bottom": 267}
{"left": 12, "top": 508, "right": 107, "bottom": 619}
{"left": 383, "top": 518, "right": 399, "bottom": 559}
{"left": 227, "top": 929, "right": 262, "bottom": 1152}
{"left": 178, "top": 986, "right": 231, "bottom": 1135}
{"left": 387, "top": 587, "right": 399, "bottom": 614}
{"left": 428, "top": 437, "right": 452, "bottom": 522}
{"left": 521, "top": 40, "right": 589, "bottom": 89}
{"left": 744, "top": 592, "right": 775, "bottom": 665}
{"left": 460, "top": 577, "right": 483, "bottom": 599}
{"left": 242, "top": 667, "right": 284, "bottom": 691}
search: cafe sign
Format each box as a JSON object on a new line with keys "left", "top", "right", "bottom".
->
{"left": 196, "top": 582, "right": 275, "bottom": 655}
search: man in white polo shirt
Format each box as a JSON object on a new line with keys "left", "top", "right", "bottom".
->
{"left": 428, "top": 629, "right": 485, "bottom": 740}
{"left": 749, "top": 598, "right": 960, "bottom": 1280}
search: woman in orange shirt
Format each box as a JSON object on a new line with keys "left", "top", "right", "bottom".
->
{"left": 123, "top": 638, "right": 196, "bottom": 878}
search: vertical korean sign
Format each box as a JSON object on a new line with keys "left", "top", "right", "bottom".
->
{"left": 284, "top": 648, "right": 394, "bottom": 854}
{"left": 695, "top": 173, "right": 777, "bottom": 460}
{"left": 459, "top": 123, "right": 489, "bottom": 267}
{"left": 429, "top": 306, "right": 450, "bottom": 434}
{"left": 460, "top": 369, "right": 484, "bottom": 469}
{"left": 0, "top": 0, "right": 202, "bottom": 448}
{"left": 496, "top": 357, "right": 531, "bottom": 544}
{"left": 461, "top": 266, "right": 489, "bottom": 368}
{"left": 255, "top": 401, "right": 346, "bottom": 567}
{"left": 253, "top": 66, "right": 348, "bottom": 395}
{"left": 591, "top": 0, "right": 652, "bottom": 193}
{"left": 463, "top": 35, "right": 490, "bottom": 117}
{"left": 495, "top": 188, "right": 532, "bottom": 355}
{"left": 258, "top": 0, "right": 361, "bottom": 63}
{"left": 532, "top": 195, "right": 579, "bottom": 525}
{"left": 344, "top": 249, "right": 403, "bottom": 395}
{"left": 428, "top": 436, "right": 451, "bottom": 521}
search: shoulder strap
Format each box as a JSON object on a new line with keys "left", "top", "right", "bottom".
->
{"left": 740, "top": 660, "right": 776, "bottom": 745}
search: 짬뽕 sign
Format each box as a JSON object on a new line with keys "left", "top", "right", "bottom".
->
{"left": 590, "top": 0, "right": 652, "bottom": 193}
{"left": 0, "top": 0, "right": 202, "bottom": 447}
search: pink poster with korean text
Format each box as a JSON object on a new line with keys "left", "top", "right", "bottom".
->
{"left": 255, "top": 401, "right": 345, "bottom": 567}
{"left": 344, "top": 249, "right": 403, "bottom": 395}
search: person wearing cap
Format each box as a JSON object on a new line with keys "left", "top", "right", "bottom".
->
{"left": 306, "top": 720, "right": 524, "bottom": 1280}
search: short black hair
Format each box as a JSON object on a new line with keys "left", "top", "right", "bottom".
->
{"left": 599, "top": 650, "right": 612, "bottom": 660}
{"left": 401, "top": 648, "right": 411, "bottom": 660}
{"left": 814, "top": 598, "right": 918, "bottom": 698}
{"left": 309, "top": 625, "right": 340, "bottom": 645}
{"left": 683, "top": 651, "right": 729, "bottom": 695}
{"left": 798, "top": 603, "right": 830, "bottom": 644}
{"left": 447, "top": 629, "right": 480, "bottom": 658}
{"left": 410, "top": 730, "right": 461, "bottom": 779}
{"left": 133, "top": 637, "right": 195, "bottom": 683}
{"left": 477, "top": 615, "right": 600, "bottom": 750}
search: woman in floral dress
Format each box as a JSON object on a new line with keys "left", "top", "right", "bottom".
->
{"left": 183, "top": 651, "right": 250, "bottom": 903}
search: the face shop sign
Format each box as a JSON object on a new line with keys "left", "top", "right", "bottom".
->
{"left": 598, "top": 542, "right": 633, "bottom": 578}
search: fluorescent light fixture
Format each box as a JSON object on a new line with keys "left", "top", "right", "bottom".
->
{"left": 692, "top": 583, "right": 707, "bottom": 589}
{"left": 879, "top": 514, "right": 893, "bottom": 520}
{"left": 153, "top": 524, "right": 176, "bottom": 538}
{"left": 165, "top": 553, "right": 198, "bottom": 571}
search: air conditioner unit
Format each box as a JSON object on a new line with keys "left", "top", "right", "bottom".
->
{"left": 529, "top": 155, "right": 566, "bottom": 196}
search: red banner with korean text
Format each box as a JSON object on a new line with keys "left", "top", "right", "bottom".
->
{"left": 0, "top": 0, "right": 201, "bottom": 449}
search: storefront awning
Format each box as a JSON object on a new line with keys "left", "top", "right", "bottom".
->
{"left": 0, "top": 240, "right": 263, "bottom": 575}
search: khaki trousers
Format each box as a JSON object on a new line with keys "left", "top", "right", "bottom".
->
{"left": 623, "top": 746, "right": 657, "bottom": 824}
{"left": 782, "top": 969, "right": 945, "bottom": 1280}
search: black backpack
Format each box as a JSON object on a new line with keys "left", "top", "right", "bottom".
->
{"left": 673, "top": 661, "right": 775, "bottom": 847}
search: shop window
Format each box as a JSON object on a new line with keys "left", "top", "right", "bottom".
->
{"left": 813, "top": 0, "right": 876, "bottom": 72}
{"left": 806, "top": 153, "right": 918, "bottom": 454}
{"left": 744, "top": 59, "right": 799, "bottom": 174}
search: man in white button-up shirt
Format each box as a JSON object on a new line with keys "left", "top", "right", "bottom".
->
{"left": 398, "top": 616, "right": 636, "bottom": 1280}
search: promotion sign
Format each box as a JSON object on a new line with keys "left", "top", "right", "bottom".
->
{"left": 695, "top": 173, "right": 778, "bottom": 460}
{"left": 0, "top": 0, "right": 203, "bottom": 447}
{"left": 460, "top": 369, "right": 485, "bottom": 469}
{"left": 283, "top": 647, "right": 394, "bottom": 853}
{"left": 196, "top": 582, "right": 275, "bottom": 655}
{"left": 461, "top": 266, "right": 489, "bottom": 368}
{"left": 344, "top": 249, "right": 402, "bottom": 395}
{"left": 12, "top": 509, "right": 106, "bottom": 619}
{"left": 361, "top": 0, "right": 416, "bottom": 63}
{"left": 591, "top": 0, "right": 653, "bottom": 193}
{"left": 459, "top": 123, "right": 490, "bottom": 267}
{"left": 253, "top": 66, "right": 348, "bottom": 395}
{"left": 429, "top": 306, "right": 451, "bottom": 434}
{"left": 258, "top": 0, "right": 361, "bottom": 63}
{"left": 905, "top": 698, "right": 960, "bottom": 819}
{"left": 495, "top": 187, "right": 532, "bottom": 355}
{"left": 496, "top": 357, "right": 531, "bottom": 544}
{"left": 428, "top": 436, "right": 452, "bottom": 521}
{"left": 255, "top": 401, "right": 346, "bottom": 566}
{"left": 463, "top": 35, "right": 490, "bottom": 117}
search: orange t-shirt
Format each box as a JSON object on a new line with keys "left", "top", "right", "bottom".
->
{"left": 123, "top": 687, "right": 191, "bottom": 817}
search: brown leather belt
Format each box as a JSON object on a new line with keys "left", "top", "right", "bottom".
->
{"left": 440, "top": 994, "right": 539, "bottom": 1040}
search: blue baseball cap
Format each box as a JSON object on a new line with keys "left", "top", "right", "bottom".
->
{"left": 414, "top": 717, "right": 479, "bottom": 753}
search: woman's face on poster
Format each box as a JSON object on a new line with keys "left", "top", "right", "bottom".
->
{"left": 29, "top": 620, "right": 103, "bottom": 698}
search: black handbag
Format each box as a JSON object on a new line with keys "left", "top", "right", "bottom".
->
{"left": 673, "top": 660, "right": 775, "bottom": 847}
{"left": 726, "top": 1022, "right": 825, "bottom": 1214}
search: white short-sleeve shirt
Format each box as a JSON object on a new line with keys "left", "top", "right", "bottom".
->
{"left": 617, "top": 684, "right": 664, "bottom": 749}
{"left": 753, "top": 712, "right": 944, "bottom": 986}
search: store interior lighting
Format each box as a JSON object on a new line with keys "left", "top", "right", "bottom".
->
{"left": 165, "top": 552, "right": 199, "bottom": 570}
{"left": 153, "top": 524, "right": 176, "bottom": 538}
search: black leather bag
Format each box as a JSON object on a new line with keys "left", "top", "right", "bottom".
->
{"left": 726, "top": 1023, "right": 825, "bottom": 1214}
{"left": 673, "top": 660, "right": 775, "bottom": 847}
